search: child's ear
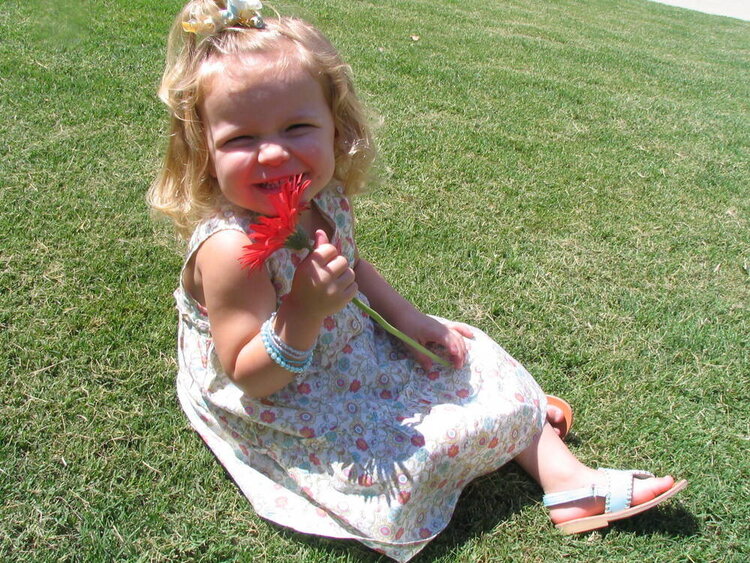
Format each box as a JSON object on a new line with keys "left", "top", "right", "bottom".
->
{"left": 333, "top": 127, "right": 343, "bottom": 153}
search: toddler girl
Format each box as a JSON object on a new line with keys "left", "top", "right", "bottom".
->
{"left": 149, "top": 1, "right": 686, "bottom": 560}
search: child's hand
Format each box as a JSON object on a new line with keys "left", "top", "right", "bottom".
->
{"left": 401, "top": 314, "right": 474, "bottom": 371}
{"left": 288, "top": 230, "right": 358, "bottom": 320}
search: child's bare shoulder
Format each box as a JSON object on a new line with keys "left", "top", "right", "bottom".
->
{"left": 198, "top": 228, "right": 249, "bottom": 261}
{"left": 189, "top": 229, "right": 271, "bottom": 309}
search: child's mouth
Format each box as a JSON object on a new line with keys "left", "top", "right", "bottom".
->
{"left": 256, "top": 175, "right": 305, "bottom": 192}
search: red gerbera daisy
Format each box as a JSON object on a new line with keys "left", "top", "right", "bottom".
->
{"left": 239, "top": 175, "right": 312, "bottom": 270}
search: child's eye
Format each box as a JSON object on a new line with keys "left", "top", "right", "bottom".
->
{"left": 287, "top": 123, "right": 313, "bottom": 133}
{"left": 221, "top": 135, "right": 256, "bottom": 148}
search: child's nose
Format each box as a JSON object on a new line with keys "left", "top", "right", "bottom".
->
{"left": 257, "top": 141, "right": 290, "bottom": 167}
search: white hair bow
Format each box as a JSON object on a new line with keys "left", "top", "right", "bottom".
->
{"left": 183, "top": 0, "right": 264, "bottom": 35}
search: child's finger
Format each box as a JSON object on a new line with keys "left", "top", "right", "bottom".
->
{"left": 326, "top": 260, "right": 356, "bottom": 291}
{"left": 314, "top": 229, "right": 329, "bottom": 247}
{"left": 449, "top": 343, "right": 467, "bottom": 369}
{"left": 306, "top": 233, "right": 339, "bottom": 266}
{"left": 412, "top": 348, "right": 433, "bottom": 372}
{"left": 447, "top": 322, "right": 474, "bottom": 340}
{"left": 325, "top": 255, "right": 351, "bottom": 276}
{"left": 438, "top": 329, "right": 468, "bottom": 369}
{"left": 309, "top": 247, "right": 339, "bottom": 270}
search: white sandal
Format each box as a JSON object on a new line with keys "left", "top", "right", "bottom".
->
{"left": 543, "top": 469, "right": 688, "bottom": 534}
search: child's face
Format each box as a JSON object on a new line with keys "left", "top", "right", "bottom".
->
{"left": 200, "top": 51, "right": 336, "bottom": 216}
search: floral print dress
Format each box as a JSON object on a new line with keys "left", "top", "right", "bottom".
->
{"left": 174, "top": 185, "right": 547, "bottom": 561}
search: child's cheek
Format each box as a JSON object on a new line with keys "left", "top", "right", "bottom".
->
{"left": 224, "top": 153, "right": 252, "bottom": 181}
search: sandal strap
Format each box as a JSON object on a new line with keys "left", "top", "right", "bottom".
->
{"left": 543, "top": 483, "right": 608, "bottom": 507}
{"left": 542, "top": 468, "right": 655, "bottom": 512}
{"left": 601, "top": 468, "right": 654, "bottom": 512}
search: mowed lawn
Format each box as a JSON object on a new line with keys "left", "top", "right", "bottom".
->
{"left": 1, "top": 0, "right": 748, "bottom": 560}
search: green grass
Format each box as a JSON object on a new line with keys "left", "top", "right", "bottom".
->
{"left": 1, "top": 0, "right": 748, "bottom": 560}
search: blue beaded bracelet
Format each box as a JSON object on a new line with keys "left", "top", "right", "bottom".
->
{"left": 260, "top": 314, "right": 314, "bottom": 374}
{"left": 266, "top": 314, "right": 310, "bottom": 360}
{"left": 261, "top": 325, "right": 310, "bottom": 373}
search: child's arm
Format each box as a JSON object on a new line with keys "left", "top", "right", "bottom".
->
{"left": 195, "top": 229, "right": 356, "bottom": 397}
{"left": 353, "top": 258, "right": 472, "bottom": 370}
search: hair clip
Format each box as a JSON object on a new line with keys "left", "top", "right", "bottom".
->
{"left": 183, "top": 0, "right": 265, "bottom": 35}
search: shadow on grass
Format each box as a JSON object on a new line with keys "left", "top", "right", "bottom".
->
{"left": 204, "top": 433, "right": 697, "bottom": 561}
{"left": 598, "top": 503, "right": 699, "bottom": 537}
{"left": 274, "top": 466, "right": 696, "bottom": 562}
{"left": 255, "top": 464, "right": 533, "bottom": 562}
{"left": 411, "top": 466, "right": 535, "bottom": 561}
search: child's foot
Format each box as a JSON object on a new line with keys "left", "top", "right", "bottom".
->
{"left": 546, "top": 469, "right": 676, "bottom": 525}
{"left": 544, "top": 395, "right": 573, "bottom": 438}
{"left": 546, "top": 404, "right": 567, "bottom": 437}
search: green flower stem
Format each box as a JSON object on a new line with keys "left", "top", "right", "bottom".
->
{"left": 290, "top": 233, "right": 451, "bottom": 368}
{"left": 352, "top": 297, "right": 452, "bottom": 368}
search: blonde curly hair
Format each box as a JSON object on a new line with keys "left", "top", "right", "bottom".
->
{"left": 148, "top": 1, "right": 376, "bottom": 238}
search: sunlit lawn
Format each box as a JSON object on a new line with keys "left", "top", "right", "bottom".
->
{"left": 1, "top": 0, "right": 748, "bottom": 560}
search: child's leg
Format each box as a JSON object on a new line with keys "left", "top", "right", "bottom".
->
{"left": 514, "top": 423, "right": 676, "bottom": 525}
